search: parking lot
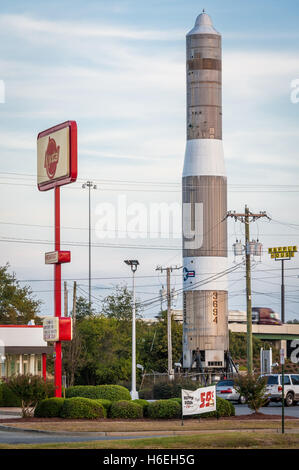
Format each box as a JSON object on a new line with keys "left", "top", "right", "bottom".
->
{"left": 235, "top": 402, "right": 299, "bottom": 418}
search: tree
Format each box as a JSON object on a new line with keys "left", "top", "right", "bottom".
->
{"left": 102, "top": 285, "right": 142, "bottom": 321}
{"left": 234, "top": 373, "right": 268, "bottom": 413}
{"left": 138, "top": 311, "right": 183, "bottom": 373}
{"left": 73, "top": 296, "right": 96, "bottom": 321}
{"left": 5, "top": 375, "right": 54, "bottom": 417}
{"left": 0, "top": 264, "right": 41, "bottom": 324}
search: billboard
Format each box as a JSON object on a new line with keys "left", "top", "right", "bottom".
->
{"left": 37, "top": 121, "right": 77, "bottom": 191}
{"left": 182, "top": 386, "right": 216, "bottom": 416}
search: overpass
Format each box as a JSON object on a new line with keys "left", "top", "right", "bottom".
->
{"left": 229, "top": 323, "right": 299, "bottom": 352}
{"left": 229, "top": 323, "right": 299, "bottom": 340}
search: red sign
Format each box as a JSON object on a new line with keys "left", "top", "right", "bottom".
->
{"left": 45, "top": 251, "right": 71, "bottom": 265}
{"left": 37, "top": 121, "right": 77, "bottom": 191}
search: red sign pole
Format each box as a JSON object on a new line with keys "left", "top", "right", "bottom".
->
{"left": 54, "top": 186, "right": 62, "bottom": 397}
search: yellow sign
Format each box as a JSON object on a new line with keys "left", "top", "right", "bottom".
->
{"left": 268, "top": 246, "right": 297, "bottom": 259}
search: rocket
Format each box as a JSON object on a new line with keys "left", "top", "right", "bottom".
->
{"left": 182, "top": 11, "right": 228, "bottom": 370}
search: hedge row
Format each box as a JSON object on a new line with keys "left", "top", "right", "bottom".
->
{"left": 34, "top": 396, "right": 235, "bottom": 419}
{"left": 0, "top": 383, "right": 21, "bottom": 407}
{"left": 66, "top": 385, "right": 131, "bottom": 401}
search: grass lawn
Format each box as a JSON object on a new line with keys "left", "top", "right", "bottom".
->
{"left": 0, "top": 432, "right": 299, "bottom": 449}
{"left": 3, "top": 418, "right": 299, "bottom": 433}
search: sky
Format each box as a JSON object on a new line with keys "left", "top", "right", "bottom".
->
{"left": 0, "top": 0, "right": 299, "bottom": 320}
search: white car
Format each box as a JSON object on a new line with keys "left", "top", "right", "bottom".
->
{"left": 261, "top": 374, "right": 299, "bottom": 406}
{"left": 216, "top": 379, "right": 246, "bottom": 404}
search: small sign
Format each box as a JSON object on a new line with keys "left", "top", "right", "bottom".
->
{"left": 182, "top": 386, "right": 216, "bottom": 416}
{"left": 43, "top": 317, "right": 72, "bottom": 342}
{"left": 45, "top": 251, "right": 71, "bottom": 264}
{"left": 43, "top": 317, "right": 59, "bottom": 342}
{"left": 268, "top": 246, "right": 297, "bottom": 259}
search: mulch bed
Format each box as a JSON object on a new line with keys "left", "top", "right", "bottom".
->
{"left": 1, "top": 413, "right": 298, "bottom": 423}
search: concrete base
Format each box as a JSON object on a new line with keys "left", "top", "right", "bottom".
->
{"left": 130, "top": 390, "right": 139, "bottom": 400}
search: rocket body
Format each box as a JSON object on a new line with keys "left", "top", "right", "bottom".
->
{"left": 182, "top": 12, "right": 228, "bottom": 369}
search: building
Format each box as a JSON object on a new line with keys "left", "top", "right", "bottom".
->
{"left": 0, "top": 325, "right": 53, "bottom": 379}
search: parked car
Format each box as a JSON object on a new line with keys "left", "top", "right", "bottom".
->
{"left": 261, "top": 374, "right": 299, "bottom": 406}
{"left": 216, "top": 379, "right": 246, "bottom": 404}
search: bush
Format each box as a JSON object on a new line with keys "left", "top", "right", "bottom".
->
{"left": 147, "top": 399, "right": 181, "bottom": 419}
{"left": 0, "top": 382, "right": 21, "bottom": 407}
{"left": 133, "top": 399, "right": 149, "bottom": 417}
{"left": 227, "top": 400, "right": 235, "bottom": 417}
{"left": 234, "top": 373, "right": 268, "bottom": 412}
{"left": 200, "top": 397, "right": 234, "bottom": 418}
{"left": 34, "top": 398, "right": 65, "bottom": 418}
{"left": 4, "top": 375, "right": 54, "bottom": 417}
{"left": 95, "top": 399, "right": 112, "bottom": 417}
{"left": 109, "top": 400, "right": 143, "bottom": 419}
{"left": 138, "top": 388, "right": 153, "bottom": 400}
{"left": 60, "top": 397, "right": 104, "bottom": 419}
{"left": 153, "top": 380, "right": 199, "bottom": 399}
{"left": 66, "top": 385, "right": 131, "bottom": 402}
{"left": 169, "top": 397, "right": 182, "bottom": 406}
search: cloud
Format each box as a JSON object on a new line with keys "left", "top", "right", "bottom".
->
{"left": 0, "top": 14, "right": 182, "bottom": 41}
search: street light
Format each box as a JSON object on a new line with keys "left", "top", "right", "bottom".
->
{"left": 124, "top": 259, "right": 139, "bottom": 399}
{"left": 82, "top": 181, "right": 97, "bottom": 309}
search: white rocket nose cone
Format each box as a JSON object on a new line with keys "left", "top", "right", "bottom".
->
{"left": 187, "top": 10, "right": 220, "bottom": 36}
{"left": 195, "top": 11, "right": 213, "bottom": 27}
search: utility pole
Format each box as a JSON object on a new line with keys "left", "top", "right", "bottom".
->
{"left": 227, "top": 206, "right": 270, "bottom": 374}
{"left": 64, "top": 281, "right": 68, "bottom": 317}
{"left": 73, "top": 281, "right": 77, "bottom": 326}
{"left": 156, "top": 265, "right": 182, "bottom": 380}
{"left": 82, "top": 181, "right": 97, "bottom": 310}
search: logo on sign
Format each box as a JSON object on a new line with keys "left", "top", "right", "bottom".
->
{"left": 44, "top": 137, "right": 60, "bottom": 179}
{"left": 183, "top": 267, "right": 195, "bottom": 282}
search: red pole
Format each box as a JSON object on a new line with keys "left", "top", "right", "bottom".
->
{"left": 54, "top": 186, "right": 62, "bottom": 397}
{"left": 42, "top": 353, "right": 47, "bottom": 382}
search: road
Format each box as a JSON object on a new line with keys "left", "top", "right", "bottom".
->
{"left": 235, "top": 402, "right": 299, "bottom": 418}
{"left": 0, "top": 429, "right": 150, "bottom": 445}
{"left": 0, "top": 402, "right": 298, "bottom": 445}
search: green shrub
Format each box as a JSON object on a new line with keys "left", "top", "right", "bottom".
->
{"left": 169, "top": 397, "right": 182, "bottom": 406}
{"left": 60, "top": 397, "right": 104, "bottom": 419}
{"left": 66, "top": 385, "right": 131, "bottom": 402}
{"left": 66, "top": 386, "right": 99, "bottom": 399}
{"left": 0, "top": 382, "right": 21, "bottom": 407}
{"left": 200, "top": 397, "right": 234, "bottom": 418}
{"left": 95, "top": 399, "right": 112, "bottom": 418}
{"left": 234, "top": 373, "right": 268, "bottom": 412}
{"left": 138, "top": 388, "right": 153, "bottom": 400}
{"left": 153, "top": 380, "right": 199, "bottom": 399}
{"left": 133, "top": 399, "right": 149, "bottom": 417}
{"left": 34, "top": 398, "right": 65, "bottom": 418}
{"left": 4, "top": 375, "right": 54, "bottom": 417}
{"left": 227, "top": 400, "right": 235, "bottom": 416}
{"left": 109, "top": 400, "right": 143, "bottom": 419}
{"left": 147, "top": 399, "right": 181, "bottom": 419}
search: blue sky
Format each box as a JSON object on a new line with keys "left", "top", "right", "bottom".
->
{"left": 0, "top": 0, "right": 299, "bottom": 320}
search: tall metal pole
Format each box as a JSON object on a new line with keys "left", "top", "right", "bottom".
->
{"left": 131, "top": 269, "right": 137, "bottom": 399}
{"left": 54, "top": 187, "right": 62, "bottom": 397}
{"left": 245, "top": 205, "right": 253, "bottom": 374}
{"left": 82, "top": 181, "right": 97, "bottom": 311}
{"left": 281, "top": 259, "right": 285, "bottom": 324}
{"left": 88, "top": 183, "right": 91, "bottom": 309}
{"left": 166, "top": 268, "right": 174, "bottom": 380}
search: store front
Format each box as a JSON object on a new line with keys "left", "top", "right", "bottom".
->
{"left": 0, "top": 325, "right": 53, "bottom": 380}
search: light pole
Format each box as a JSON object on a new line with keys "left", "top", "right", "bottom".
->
{"left": 124, "top": 259, "right": 139, "bottom": 400}
{"left": 82, "top": 181, "right": 97, "bottom": 310}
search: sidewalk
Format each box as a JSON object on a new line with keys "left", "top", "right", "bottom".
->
{"left": 0, "top": 408, "right": 22, "bottom": 419}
